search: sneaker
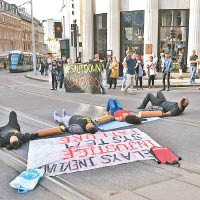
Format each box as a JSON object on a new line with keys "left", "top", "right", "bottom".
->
{"left": 121, "top": 88, "right": 124, "bottom": 92}
{"left": 62, "top": 109, "right": 67, "bottom": 118}
{"left": 54, "top": 111, "right": 59, "bottom": 122}
{"left": 160, "top": 88, "right": 165, "bottom": 91}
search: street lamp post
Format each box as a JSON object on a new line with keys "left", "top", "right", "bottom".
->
{"left": 31, "top": 0, "right": 37, "bottom": 75}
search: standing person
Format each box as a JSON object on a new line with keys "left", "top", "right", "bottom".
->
{"left": 94, "top": 54, "right": 106, "bottom": 94}
{"left": 44, "top": 60, "right": 49, "bottom": 76}
{"left": 124, "top": 52, "right": 137, "bottom": 95}
{"left": 106, "top": 56, "right": 112, "bottom": 85}
{"left": 51, "top": 60, "right": 58, "bottom": 90}
{"left": 146, "top": 56, "right": 157, "bottom": 89}
{"left": 109, "top": 56, "right": 119, "bottom": 89}
{"left": 121, "top": 54, "right": 128, "bottom": 92}
{"left": 67, "top": 58, "right": 72, "bottom": 64}
{"left": 135, "top": 55, "right": 144, "bottom": 90}
{"left": 178, "top": 52, "right": 184, "bottom": 79}
{"left": 75, "top": 57, "right": 81, "bottom": 63}
{"left": 58, "top": 56, "right": 67, "bottom": 89}
{"left": 189, "top": 50, "right": 198, "bottom": 84}
{"left": 161, "top": 52, "right": 173, "bottom": 91}
{"left": 40, "top": 61, "right": 44, "bottom": 75}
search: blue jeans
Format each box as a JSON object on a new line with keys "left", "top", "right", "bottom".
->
{"left": 106, "top": 98, "right": 123, "bottom": 116}
{"left": 190, "top": 66, "right": 197, "bottom": 83}
{"left": 100, "top": 74, "right": 105, "bottom": 91}
{"left": 122, "top": 72, "right": 127, "bottom": 89}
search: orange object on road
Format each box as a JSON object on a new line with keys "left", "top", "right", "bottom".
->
{"left": 38, "top": 126, "right": 67, "bottom": 137}
{"left": 138, "top": 111, "right": 163, "bottom": 118}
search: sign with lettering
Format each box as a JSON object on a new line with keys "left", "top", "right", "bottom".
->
{"left": 64, "top": 61, "right": 102, "bottom": 94}
{"left": 27, "top": 129, "right": 160, "bottom": 176}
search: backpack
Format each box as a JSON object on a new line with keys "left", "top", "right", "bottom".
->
{"left": 150, "top": 146, "right": 181, "bottom": 167}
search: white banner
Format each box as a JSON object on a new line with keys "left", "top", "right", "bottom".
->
{"left": 27, "top": 128, "right": 160, "bottom": 176}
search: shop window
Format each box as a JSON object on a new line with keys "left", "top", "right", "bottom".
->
{"left": 120, "top": 11, "right": 144, "bottom": 61}
{"left": 94, "top": 14, "right": 107, "bottom": 59}
{"left": 159, "top": 10, "right": 189, "bottom": 71}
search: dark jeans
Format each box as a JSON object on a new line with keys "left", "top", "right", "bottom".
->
{"left": 106, "top": 98, "right": 123, "bottom": 115}
{"left": 136, "top": 75, "right": 143, "bottom": 88}
{"left": 148, "top": 75, "right": 155, "bottom": 86}
{"left": 139, "top": 91, "right": 167, "bottom": 109}
{"left": 59, "top": 74, "right": 64, "bottom": 88}
{"left": 52, "top": 74, "right": 58, "bottom": 89}
{"left": 162, "top": 72, "right": 170, "bottom": 89}
{"left": 110, "top": 78, "right": 117, "bottom": 88}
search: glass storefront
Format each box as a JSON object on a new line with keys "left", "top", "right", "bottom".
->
{"left": 94, "top": 14, "right": 107, "bottom": 59}
{"left": 120, "top": 11, "right": 144, "bottom": 61}
{"left": 159, "top": 10, "right": 189, "bottom": 71}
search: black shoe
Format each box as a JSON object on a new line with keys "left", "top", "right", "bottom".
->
{"left": 137, "top": 106, "right": 144, "bottom": 110}
{"left": 102, "top": 89, "right": 106, "bottom": 94}
{"left": 160, "top": 88, "right": 165, "bottom": 91}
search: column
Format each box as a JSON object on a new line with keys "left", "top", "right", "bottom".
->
{"left": 144, "top": 0, "right": 158, "bottom": 62}
{"left": 188, "top": 0, "right": 200, "bottom": 62}
{"left": 107, "top": 0, "right": 120, "bottom": 61}
{"left": 82, "top": 0, "right": 93, "bottom": 62}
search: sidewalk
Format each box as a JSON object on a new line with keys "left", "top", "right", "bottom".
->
{"left": 25, "top": 71, "right": 200, "bottom": 88}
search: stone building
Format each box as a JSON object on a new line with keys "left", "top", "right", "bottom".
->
{"left": 61, "top": 0, "right": 200, "bottom": 70}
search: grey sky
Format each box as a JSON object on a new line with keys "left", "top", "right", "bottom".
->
{"left": 5, "top": 0, "right": 63, "bottom": 21}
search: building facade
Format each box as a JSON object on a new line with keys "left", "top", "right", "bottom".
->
{"left": 61, "top": 0, "right": 200, "bottom": 71}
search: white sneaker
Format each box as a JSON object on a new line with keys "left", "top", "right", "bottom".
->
{"left": 62, "top": 109, "right": 67, "bottom": 118}
{"left": 121, "top": 88, "right": 124, "bottom": 92}
{"left": 127, "top": 88, "right": 130, "bottom": 92}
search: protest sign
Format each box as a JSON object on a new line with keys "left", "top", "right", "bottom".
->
{"left": 27, "top": 129, "right": 160, "bottom": 176}
{"left": 64, "top": 61, "right": 102, "bottom": 94}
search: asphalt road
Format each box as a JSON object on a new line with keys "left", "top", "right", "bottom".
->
{"left": 0, "top": 70, "right": 200, "bottom": 200}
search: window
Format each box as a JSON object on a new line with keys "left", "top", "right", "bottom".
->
{"left": 94, "top": 14, "right": 107, "bottom": 59}
{"left": 120, "top": 11, "right": 144, "bottom": 61}
{"left": 159, "top": 10, "right": 189, "bottom": 71}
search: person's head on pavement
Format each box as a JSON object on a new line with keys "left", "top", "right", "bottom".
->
{"left": 86, "top": 122, "right": 96, "bottom": 134}
{"left": 178, "top": 96, "right": 189, "bottom": 113}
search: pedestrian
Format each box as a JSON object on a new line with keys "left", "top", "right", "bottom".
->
{"left": 109, "top": 56, "right": 119, "bottom": 89}
{"left": 146, "top": 56, "right": 157, "bottom": 89}
{"left": 67, "top": 58, "right": 72, "bottom": 64}
{"left": 121, "top": 53, "right": 128, "bottom": 92}
{"left": 94, "top": 54, "right": 106, "bottom": 94}
{"left": 189, "top": 50, "right": 198, "bottom": 84}
{"left": 137, "top": 91, "right": 189, "bottom": 117}
{"left": 178, "top": 52, "right": 184, "bottom": 79}
{"left": 124, "top": 52, "right": 137, "bottom": 95}
{"left": 161, "top": 52, "right": 173, "bottom": 91}
{"left": 44, "top": 61, "right": 49, "bottom": 76}
{"left": 106, "top": 56, "right": 112, "bottom": 85}
{"left": 135, "top": 55, "right": 144, "bottom": 90}
{"left": 39, "top": 61, "right": 44, "bottom": 75}
{"left": 51, "top": 60, "right": 59, "bottom": 90}
{"left": 75, "top": 57, "right": 81, "bottom": 63}
{"left": 58, "top": 56, "right": 67, "bottom": 89}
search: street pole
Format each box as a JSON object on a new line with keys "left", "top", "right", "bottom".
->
{"left": 31, "top": 0, "right": 37, "bottom": 75}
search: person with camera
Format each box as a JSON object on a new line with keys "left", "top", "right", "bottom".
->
{"left": 146, "top": 56, "right": 157, "bottom": 89}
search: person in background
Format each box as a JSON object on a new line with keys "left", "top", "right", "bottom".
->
{"left": 135, "top": 55, "right": 144, "bottom": 90}
{"left": 58, "top": 56, "right": 67, "bottom": 89}
{"left": 40, "top": 61, "right": 44, "bottom": 75}
{"left": 109, "top": 56, "right": 119, "bottom": 89}
{"left": 106, "top": 56, "right": 112, "bottom": 85}
{"left": 94, "top": 54, "right": 106, "bottom": 94}
{"left": 75, "top": 57, "right": 81, "bottom": 63}
{"left": 178, "top": 51, "right": 184, "bottom": 79}
{"left": 161, "top": 52, "right": 173, "bottom": 91}
{"left": 51, "top": 60, "right": 59, "bottom": 90}
{"left": 67, "top": 58, "right": 72, "bottom": 64}
{"left": 124, "top": 52, "right": 137, "bottom": 95}
{"left": 189, "top": 50, "right": 198, "bottom": 84}
{"left": 121, "top": 53, "right": 128, "bottom": 92}
{"left": 44, "top": 60, "right": 49, "bottom": 76}
{"left": 126, "top": 46, "right": 131, "bottom": 55}
{"left": 146, "top": 56, "right": 157, "bottom": 89}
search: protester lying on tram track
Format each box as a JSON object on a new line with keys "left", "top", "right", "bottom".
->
{"left": 137, "top": 91, "right": 189, "bottom": 116}
{"left": 54, "top": 109, "right": 98, "bottom": 134}
{"left": 0, "top": 111, "right": 37, "bottom": 150}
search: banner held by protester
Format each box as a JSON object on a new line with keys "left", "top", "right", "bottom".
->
{"left": 27, "top": 128, "right": 160, "bottom": 176}
{"left": 64, "top": 61, "right": 102, "bottom": 94}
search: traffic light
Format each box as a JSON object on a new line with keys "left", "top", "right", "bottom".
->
{"left": 54, "top": 22, "right": 62, "bottom": 39}
{"left": 170, "top": 30, "right": 176, "bottom": 39}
